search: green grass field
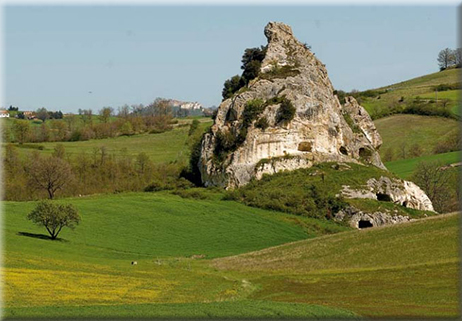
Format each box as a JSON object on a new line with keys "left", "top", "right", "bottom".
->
{"left": 360, "top": 69, "right": 460, "bottom": 117}
{"left": 384, "top": 151, "right": 460, "bottom": 179}
{"left": 2, "top": 120, "right": 212, "bottom": 163}
{"left": 4, "top": 190, "right": 458, "bottom": 318}
{"left": 213, "top": 213, "right": 460, "bottom": 318}
{"left": 3, "top": 191, "right": 355, "bottom": 318}
{"left": 374, "top": 114, "right": 459, "bottom": 158}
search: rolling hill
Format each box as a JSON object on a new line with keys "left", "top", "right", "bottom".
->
{"left": 213, "top": 213, "right": 460, "bottom": 318}
{"left": 2, "top": 191, "right": 352, "bottom": 318}
{"left": 358, "top": 68, "right": 460, "bottom": 118}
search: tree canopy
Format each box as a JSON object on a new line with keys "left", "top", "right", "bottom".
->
{"left": 27, "top": 200, "right": 80, "bottom": 240}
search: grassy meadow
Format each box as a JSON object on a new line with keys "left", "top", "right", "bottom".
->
{"left": 359, "top": 68, "right": 460, "bottom": 117}
{"left": 3, "top": 191, "right": 458, "bottom": 318}
{"left": 375, "top": 114, "right": 459, "bottom": 158}
{"left": 3, "top": 191, "right": 356, "bottom": 318}
{"left": 385, "top": 151, "right": 460, "bottom": 179}
{"left": 2, "top": 68, "right": 460, "bottom": 318}
{"left": 213, "top": 213, "right": 460, "bottom": 318}
{"left": 1, "top": 118, "right": 212, "bottom": 162}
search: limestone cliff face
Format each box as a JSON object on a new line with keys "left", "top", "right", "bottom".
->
{"left": 198, "top": 21, "right": 434, "bottom": 213}
{"left": 199, "top": 21, "right": 384, "bottom": 188}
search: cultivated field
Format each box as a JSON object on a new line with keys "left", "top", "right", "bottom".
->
{"left": 3, "top": 192, "right": 354, "bottom": 318}
{"left": 3, "top": 190, "right": 458, "bottom": 318}
{"left": 213, "top": 213, "right": 460, "bottom": 318}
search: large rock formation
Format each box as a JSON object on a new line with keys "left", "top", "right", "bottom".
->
{"left": 198, "top": 21, "right": 434, "bottom": 213}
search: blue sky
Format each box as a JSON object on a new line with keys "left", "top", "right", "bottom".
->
{"left": 4, "top": 5, "right": 458, "bottom": 113}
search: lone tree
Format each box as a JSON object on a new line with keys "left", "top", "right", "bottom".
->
{"left": 437, "top": 48, "right": 455, "bottom": 70}
{"left": 28, "top": 156, "right": 74, "bottom": 199}
{"left": 411, "top": 160, "right": 452, "bottom": 213}
{"left": 27, "top": 200, "right": 80, "bottom": 240}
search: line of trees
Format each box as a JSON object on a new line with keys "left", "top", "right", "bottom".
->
{"left": 2, "top": 143, "right": 190, "bottom": 201}
{"left": 2, "top": 98, "right": 175, "bottom": 144}
{"left": 437, "top": 48, "right": 462, "bottom": 70}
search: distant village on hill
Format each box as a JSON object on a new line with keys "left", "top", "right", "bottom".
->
{"left": 0, "top": 99, "right": 216, "bottom": 120}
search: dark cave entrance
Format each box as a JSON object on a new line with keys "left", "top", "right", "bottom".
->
{"left": 358, "top": 220, "right": 373, "bottom": 229}
{"left": 376, "top": 193, "right": 392, "bottom": 202}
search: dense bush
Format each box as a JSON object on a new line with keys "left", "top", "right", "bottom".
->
{"left": 255, "top": 117, "right": 269, "bottom": 130}
{"left": 432, "top": 83, "right": 460, "bottom": 91}
{"left": 221, "top": 46, "right": 267, "bottom": 101}
{"left": 230, "top": 164, "right": 353, "bottom": 219}
{"left": 276, "top": 97, "right": 296, "bottom": 124}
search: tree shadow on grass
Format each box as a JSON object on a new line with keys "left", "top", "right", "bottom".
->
{"left": 17, "top": 232, "right": 68, "bottom": 242}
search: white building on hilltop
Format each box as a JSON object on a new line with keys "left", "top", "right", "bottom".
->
{"left": 0, "top": 110, "right": 10, "bottom": 118}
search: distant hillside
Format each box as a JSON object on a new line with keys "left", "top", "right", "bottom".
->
{"left": 342, "top": 69, "right": 460, "bottom": 119}
{"left": 375, "top": 114, "right": 459, "bottom": 159}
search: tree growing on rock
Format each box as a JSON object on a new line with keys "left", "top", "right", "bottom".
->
{"left": 27, "top": 200, "right": 80, "bottom": 240}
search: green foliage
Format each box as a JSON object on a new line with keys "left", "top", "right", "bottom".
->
{"left": 259, "top": 65, "right": 301, "bottom": 80}
{"left": 12, "top": 119, "right": 31, "bottom": 144}
{"left": 171, "top": 188, "right": 212, "bottom": 200}
{"left": 240, "top": 46, "right": 267, "bottom": 82}
{"left": 255, "top": 117, "right": 269, "bottom": 130}
{"left": 411, "top": 160, "right": 456, "bottom": 213}
{"left": 342, "top": 113, "right": 361, "bottom": 134}
{"left": 120, "top": 121, "right": 134, "bottom": 136}
{"left": 188, "top": 119, "right": 200, "bottom": 136}
{"left": 276, "top": 97, "right": 296, "bottom": 124}
{"left": 213, "top": 99, "right": 267, "bottom": 164}
{"left": 242, "top": 99, "right": 265, "bottom": 127}
{"left": 232, "top": 163, "right": 393, "bottom": 220}
{"left": 432, "top": 83, "right": 460, "bottom": 91}
{"left": 221, "top": 46, "right": 267, "bottom": 101}
{"left": 221, "top": 75, "right": 244, "bottom": 100}
{"left": 27, "top": 200, "right": 80, "bottom": 240}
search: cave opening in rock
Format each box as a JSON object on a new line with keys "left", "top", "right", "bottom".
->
{"left": 339, "top": 146, "right": 348, "bottom": 155}
{"left": 358, "top": 220, "right": 373, "bottom": 229}
{"left": 402, "top": 201, "right": 408, "bottom": 207}
{"left": 376, "top": 193, "right": 392, "bottom": 202}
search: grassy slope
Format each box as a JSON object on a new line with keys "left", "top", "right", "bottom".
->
{"left": 385, "top": 151, "right": 460, "bottom": 179}
{"left": 375, "top": 114, "right": 459, "bottom": 158}
{"left": 2, "top": 119, "right": 212, "bottom": 163}
{"left": 3, "top": 192, "right": 353, "bottom": 318}
{"left": 233, "top": 162, "right": 434, "bottom": 219}
{"left": 213, "top": 213, "right": 460, "bottom": 318}
{"left": 361, "top": 68, "right": 460, "bottom": 116}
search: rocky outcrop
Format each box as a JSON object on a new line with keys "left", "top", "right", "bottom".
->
{"left": 199, "top": 21, "right": 385, "bottom": 189}
{"left": 334, "top": 206, "right": 415, "bottom": 229}
{"left": 341, "top": 176, "right": 435, "bottom": 212}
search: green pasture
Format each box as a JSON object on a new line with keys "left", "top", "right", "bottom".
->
{"left": 385, "top": 151, "right": 460, "bottom": 179}
{"left": 213, "top": 213, "right": 460, "bottom": 318}
{"left": 374, "top": 114, "right": 459, "bottom": 157}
